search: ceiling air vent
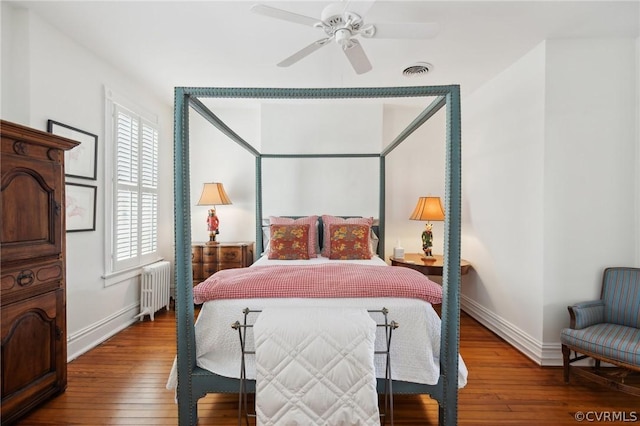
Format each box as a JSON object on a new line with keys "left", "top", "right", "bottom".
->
{"left": 403, "top": 62, "right": 433, "bottom": 77}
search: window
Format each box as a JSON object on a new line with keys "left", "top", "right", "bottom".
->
{"left": 108, "top": 101, "right": 159, "bottom": 272}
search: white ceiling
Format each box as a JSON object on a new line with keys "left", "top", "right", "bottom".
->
{"left": 10, "top": 1, "right": 640, "bottom": 105}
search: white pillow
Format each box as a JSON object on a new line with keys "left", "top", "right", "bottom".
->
{"left": 369, "top": 228, "right": 379, "bottom": 256}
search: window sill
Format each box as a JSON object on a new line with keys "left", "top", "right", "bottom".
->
{"left": 102, "top": 257, "right": 164, "bottom": 288}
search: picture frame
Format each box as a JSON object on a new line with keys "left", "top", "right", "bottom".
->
{"left": 47, "top": 120, "right": 98, "bottom": 180}
{"left": 66, "top": 183, "right": 97, "bottom": 232}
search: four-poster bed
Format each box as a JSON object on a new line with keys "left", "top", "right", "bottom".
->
{"left": 173, "top": 86, "right": 462, "bottom": 425}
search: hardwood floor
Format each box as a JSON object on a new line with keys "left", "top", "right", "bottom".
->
{"left": 16, "top": 308, "right": 639, "bottom": 425}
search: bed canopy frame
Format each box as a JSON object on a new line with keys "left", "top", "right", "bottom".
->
{"left": 173, "top": 86, "right": 462, "bottom": 426}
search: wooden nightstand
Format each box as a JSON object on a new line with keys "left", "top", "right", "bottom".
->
{"left": 389, "top": 254, "right": 471, "bottom": 277}
{"left": 192, "top": 242, "right": 254, "bottom": 284}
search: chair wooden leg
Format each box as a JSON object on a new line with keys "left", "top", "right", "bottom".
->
{"left": 562, "top": 344, "right": 571, "bottom": 383}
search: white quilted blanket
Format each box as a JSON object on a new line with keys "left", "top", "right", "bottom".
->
{"left": 254, "top": 307, "right": 380, "bottom": 426}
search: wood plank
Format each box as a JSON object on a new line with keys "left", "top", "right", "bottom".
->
{"left": 16, "top": 308, "right": 640, "bottom": 425}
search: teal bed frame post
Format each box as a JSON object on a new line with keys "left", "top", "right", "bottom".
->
{"left": 378, "top": 154, "right": 386, "bottom": 258}
{"left": 173, "top": 88, "right": 199, "bottom": 424}
{"left": 173, "top": 85, "right": 462, "bottom": 426}
{"left": 440, "top": 86, "right": 462, "bottom": 425}
{"left": 255, "top": 155, "right": 263, "bottom": 258}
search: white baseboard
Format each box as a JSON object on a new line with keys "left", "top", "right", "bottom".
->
{"left": 66, "top": 303, "right": 140, "bottom": 362}
{"left": 461, "top": 295, "right": 565, "bottom": 366}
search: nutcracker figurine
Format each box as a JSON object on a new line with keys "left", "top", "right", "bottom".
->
{"left": 421, "top": 222, "right": 434, "bottom": 258}
{"left": 206, "top": 208, "right": 220, "bottom": 243}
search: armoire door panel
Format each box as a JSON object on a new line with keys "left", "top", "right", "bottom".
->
{"left": 1, "top": 290, "right": 60, "bottom": 399}
{"left": 1, "top": 154, "right": 63, "bottom": 263}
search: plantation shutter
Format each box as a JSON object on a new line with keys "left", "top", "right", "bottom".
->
{"left": 140, "top": 123, "right": 158, "bottom": 255}
{"left": 114, "top": 106, "right": 158, "bottom": 269}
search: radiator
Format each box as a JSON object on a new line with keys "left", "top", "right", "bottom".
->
{"left": 135, "top": 261, "right": 171, "bottom": 321}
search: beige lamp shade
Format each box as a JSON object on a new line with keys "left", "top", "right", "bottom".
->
{"left": 197, "top": 182, "right": 232, "bottom": 206}
{"left": 409, "top": 196, "right": 445, "bottom": 221}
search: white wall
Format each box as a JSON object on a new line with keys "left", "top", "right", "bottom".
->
{"left": 261, "top": 103, "right": 382, "bottom": 218}
{"left": 462, "top": 43, "right": 546, "bottom": 353}
{"left": 542, "top": 38, "right": 638, "bottom": 344}
{"left": 261, "top": 103, "right": 383, "bottom": 155}
{"left": 189, "top": 106, "right": 258, "bottom": 244}
{"left": 463, "top": 38, "right": 639, "bottom": 365}
{"left": 384, "top": 103, "right": 447, "bottom": 258}
{"left": 1, "top": 5, "right": 29, "bottom": 121}
{"left": 1, "top": 3, "right": 174, "bottom": 360}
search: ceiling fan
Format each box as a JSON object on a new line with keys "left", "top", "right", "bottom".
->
{"left": 250, "top": 1, "right": 439, "bottom": 75}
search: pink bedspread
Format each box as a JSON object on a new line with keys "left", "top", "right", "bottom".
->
{"left": 193, "top": 264, "right": 442, "bottom": 305}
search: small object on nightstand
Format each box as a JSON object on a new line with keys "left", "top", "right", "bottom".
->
{"left": 393, "top": 239, "right": 405, "bottom": 259}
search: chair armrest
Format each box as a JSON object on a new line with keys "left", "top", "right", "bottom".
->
{"left": 568, "top": 300, "right": 605, "bottom": 329}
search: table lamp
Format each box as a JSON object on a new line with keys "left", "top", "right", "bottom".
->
{"left": 197, "top": 182, "right": 232, "bottom": 244}
{"left": 409, "top": 196, "right": 445, "bottom": 259}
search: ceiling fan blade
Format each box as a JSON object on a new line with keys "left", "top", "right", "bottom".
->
{"left": 250, "top": 4, "right": 320, "bottom": 27}
{"left": 371, "top": 22, "right": 440, "bottom": 39}
{"left": 343, "top": 39, "right": 372, "bottom": 74}
{"left": 277, "top": 38, "right": 331, "bottom": 67}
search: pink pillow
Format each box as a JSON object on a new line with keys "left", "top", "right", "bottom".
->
{"left": 321, "top": 215, "right": 373, "bottom": 258}
{"left": 269, "top": 216, "right": 318, "bottom": 257}
{"left": 268, "top": 224, "right": 310, "bottom": 260}
{"left": 328, "top": 224, "right": 372, "bottom": 260}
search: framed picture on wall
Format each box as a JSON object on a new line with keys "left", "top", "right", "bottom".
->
{"left": 47, "top": 120, "right": 98, "bottom": 180}
{"left": 66, "top": 183, "right": 97, "bottom": 232}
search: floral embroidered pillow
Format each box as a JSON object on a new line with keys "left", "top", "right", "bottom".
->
{"left": 321, "top": 215, "right": 373, "bottom": 258}
{"left": 268, "top": 224, "right": 310, "bottom": 260}
{"left": 269, "top": 215, "right": 319, "bottom": 257}
{"left": 328, "top": 223, "right": 372, "bottom": 260}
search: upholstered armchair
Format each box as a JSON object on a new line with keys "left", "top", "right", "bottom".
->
{"left": 561, "top": 267, "right": 640, "bottom": 395}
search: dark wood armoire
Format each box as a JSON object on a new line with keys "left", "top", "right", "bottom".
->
{"left": 1, "top": 120, "right": 78, "bottom": 424}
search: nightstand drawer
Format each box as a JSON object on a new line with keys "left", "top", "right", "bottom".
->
{"left": 202, "top": 245, "right": 244, "bottom": 263}
{"left": 202, "top": 247, "right": 217, "bottom": 263}
{"left": 191, "top": 242, "right": 254, "bottom": 282}
{"left": 218, "top": 246, "right": 243, "bottom": 263}
{"left": 203, "top": 263, "right": 218, "bottom": 277}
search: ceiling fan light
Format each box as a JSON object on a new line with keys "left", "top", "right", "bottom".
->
{"left": 335, "top": 28, "right": 352, "bottom": 46}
